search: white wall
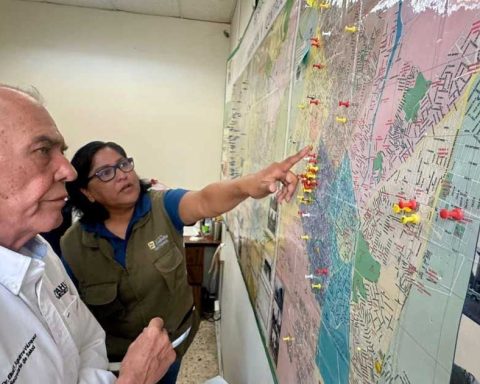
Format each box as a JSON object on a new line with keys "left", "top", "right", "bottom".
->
{"left": 0, "top": 0, "right": 230, "bottom": 190}
{"left": 219, "top": 230, "right": 275, "bottom": 384}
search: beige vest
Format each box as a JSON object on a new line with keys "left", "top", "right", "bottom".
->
{"left": 60, "top": 191, "right": 198, "bottom": 361}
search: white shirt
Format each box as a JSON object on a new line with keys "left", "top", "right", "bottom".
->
{"left": 0, "top": 236, "right": 116, "bottom": 384}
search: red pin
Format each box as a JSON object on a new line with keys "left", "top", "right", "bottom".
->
{"left": 310, "top": 99, "right": 320, "bottom": 105}
{"left": 313, "top": 63, "right": 325, "bottom": 69}
{"left": 399, "top": 199, "right": 417, "bottom": 210}
{"left": 303, "top": 180, "right": 318, "bottom": 188}
{"left": 439, "top": 208, "right": 464, "bottom": 221}
{"left": 338, "top": 100, "right": 350, "bottom": 107}
{"left": 316, "top": 268, "right": 329, "bottom": 276}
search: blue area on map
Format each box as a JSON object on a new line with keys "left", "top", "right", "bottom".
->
{"left": 302, "top": 143, "right": 359, "bottom": 383}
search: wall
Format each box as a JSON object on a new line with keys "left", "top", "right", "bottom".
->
{"left": 219, "top": 230, "right": 275, "bottom": 384}
{"left": 0, "top": 0, "right": 230, "bottom": 190}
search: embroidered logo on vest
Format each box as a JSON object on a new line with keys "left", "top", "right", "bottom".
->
{"left": 53, "top": 281, "right": 69, "bottom": 299}
{"left": 147, "top": 234, "right": 169, "bottom": 251}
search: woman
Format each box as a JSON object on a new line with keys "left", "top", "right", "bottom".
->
{"left": 60, "top": 141, "right": 309, "bottom": 383}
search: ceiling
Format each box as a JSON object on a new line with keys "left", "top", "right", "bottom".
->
{"left": 17, "top": 0, "right": 238, "bottom": 23}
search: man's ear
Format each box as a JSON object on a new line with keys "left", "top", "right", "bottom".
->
{"left": 80, "top": 187, "right": 95, "bottom": 203}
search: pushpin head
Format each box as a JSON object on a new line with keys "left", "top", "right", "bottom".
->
{"left": 283, "top": 336, "right": 294, "bottom": 342}
{"left": 345, "top": 25, "right": 357, "bottom": 33}
{"left": 374, "top": 360, "right": 383, "bottom": 374}
{"left": 399, "top": 199, "right": 417, "bottom": 210}
{"left": 439, "top": 207, "right": 464, "bottom": 221}
{"left": 393, "top": 203, "right": 412, "bottom": 214}
{"left": 318, "top": 2, "right": 331, "bottom": 9}
{"left": 301, "top": 235, "right": 310, "bottom": 240}
{"left": 401, "top": 213, "right": 420, "bottom": 225}
{"left": 312, "top": 283, "right": 322, "bottom": 289}
{"left": 316, "top": 267, "right": 328, "bottom": 275}
{"left": 336, "top": 116, "right": 347, "bottom": 124}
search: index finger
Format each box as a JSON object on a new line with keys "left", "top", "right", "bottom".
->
{"left": 148, "top": 317, "right": 165, "bottom": 330}
{"left": 281, "top": 145, "right": 313, "bottom": 170}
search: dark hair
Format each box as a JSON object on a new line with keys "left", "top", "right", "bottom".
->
{"left": 66, "top": 141, "right": 149, "bottom": 224}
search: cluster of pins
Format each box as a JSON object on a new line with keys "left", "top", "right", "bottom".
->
{"left": 297, "top": 152, "right": 319, "bottom": 206}
{"left": 392, "top": 199, "right": 420, "bottom": 225}
{"left": 393, "top": 198, "right": 465, "bottom": 224}
{"left": 304, "top": 267, "right": 329, "bottom": 291}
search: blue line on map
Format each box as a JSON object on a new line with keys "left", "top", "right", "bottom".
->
{"left": 360, "top": 0, "right": 404, "bottom": 184}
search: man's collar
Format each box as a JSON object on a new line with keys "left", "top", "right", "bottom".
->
{"left": 0, "top": 236, "right": 48, "bottom": 295}
{"left": 0, "top": 241, "right": 34, "bottom": 295}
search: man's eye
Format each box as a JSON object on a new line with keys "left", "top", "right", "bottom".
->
{"left": 37, "top": 147, "right": 51, "bottom": 155}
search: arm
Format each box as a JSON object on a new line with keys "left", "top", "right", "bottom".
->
{"left": 178, "top": 146, "right": 312, "bottom": 224}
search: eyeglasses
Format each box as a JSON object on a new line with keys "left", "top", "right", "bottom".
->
{"left": 87, "top": 157, "right": 135, "bottom": 183}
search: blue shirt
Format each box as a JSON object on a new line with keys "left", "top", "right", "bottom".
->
{"left": 81, "top": 189, "right": 188, "bottom": 268}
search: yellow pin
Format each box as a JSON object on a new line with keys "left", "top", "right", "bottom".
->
{"left": 345, "top": 25, "right": 357, "bottom": 33}
{"left": 401, "top": 213, "right": 420, "bottom": 225}
{"left": 318, "top": 2, "right": 331, "bottom": 9}
{"left": 392, "top": 204, "right": 412, "bottom": 214}
{"left": 303, "top": 188, "right": 313, "bottom": 193}
{"left": 374, "top": 360, "right": 383, "bottom": 374}
{"left": 301, "top": 235, "right": 310, "bottom": 240}
{"left": 283, "top": 336, "right": 295, "bottom": 342}
{"left": 312, "top": 283, "right": 322, "bottom": 289}
{"left": 336, "top": 116, "right": 347, "bottom": 124}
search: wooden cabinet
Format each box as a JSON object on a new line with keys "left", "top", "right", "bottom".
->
{"left": 184, "top": 236, "right": 221, "bottom": 314}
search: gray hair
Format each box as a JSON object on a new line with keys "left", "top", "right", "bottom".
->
{"left": 0, "top": 84, "right": 44, "bottom": 105}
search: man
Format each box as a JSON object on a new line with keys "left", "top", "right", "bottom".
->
{"left": 0, "top": 86, "right": 175, "bottom": 384}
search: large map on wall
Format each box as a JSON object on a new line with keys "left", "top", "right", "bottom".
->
{"left": 222, "top": 0, "right": 480, "bottom": 383}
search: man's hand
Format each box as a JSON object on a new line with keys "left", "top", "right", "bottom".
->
{"left": 116, "top": 318, "right": 176, "bottom": 384}
{"left": 248, "top": 145, "right": 312, "bottom": 203}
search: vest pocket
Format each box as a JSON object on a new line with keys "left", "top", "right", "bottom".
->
{"left": 152, "top": 246, "right": 184, "bottom": 294}
{"left": 82, "top": 281, "right": 125, "bottom": 319}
